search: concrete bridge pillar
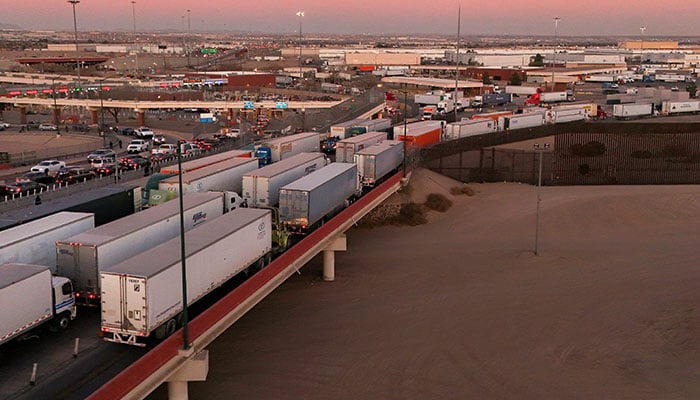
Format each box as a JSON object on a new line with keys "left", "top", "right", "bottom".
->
{"left": 89, "top": 108, "right": 99, "bottom": 125}
{"left": 166, "top": 349, "right": 209, "bottom": 400}
{"left": 53, "top": 107, "right": 62, "bottom": 125}
{"left": 322, "top": 234, "right": 347, "bottom": 281}
{"left": 135, "top": 109, "right": 146, "bottom": 126}
{"left": 16, "top": 106, "right": 27, "bottom": 125}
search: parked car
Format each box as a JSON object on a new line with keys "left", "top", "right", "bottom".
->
{"left": 152, "top": 143, "right": 177, "bottom": 155}
{"left": 135, "top": 126, "right": 155, "bottom": 139}
{"left": 55, "top": 167, "right": 97, "bottom": 184}
{"left": 119, "top": 154, "right": 151, "bottom": 170}
{"left": 5, "top": 180, "right": 48, "bottom": 196}
{"left": 17, "top": 172, "right": 55, "bottom": 185}
{"left": 127, "top": 139, "right": 150, "bottom": 154}
{"left": 39, "top": 123, "right": 58, "bottom": 131}
{"left": 0, "top": 121, "right": 9, "bottom": 130}
{"left": 121, "top": 127, "right": 136, "bottom": 136}
{"left": 26, "top": 121, "right": 41, "bottom": 130}
{"left": 87, "top": 149, "right": 116, "bottom": 162}
{"left": 30, "top": 159, "right": 66, "bottom": 174}
{"left": 153, "top": 135, "right": 166, "bottom": 145}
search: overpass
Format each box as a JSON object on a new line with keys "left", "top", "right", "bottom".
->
{"left": 86, "top": 172, "right": 405, "bottom": 400}
{"left": 0, "top": 97, "right": 344, "bottom": 127}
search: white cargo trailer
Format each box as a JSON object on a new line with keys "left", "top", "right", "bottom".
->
{"left": 504, "top": 86, "right": 540, "bottom": 96}
{"left": 354, "top": 141, "right": 404, "bottom": 187}
{"left": 335, "top": 131, "right": 388, "bottom": 163}
{"left": 329, "top": 119, "right": 369, "bottom": 139}
{"left": 0, "top": 212, "right": 94, "bottom": 269}
{"left": 613, "top": 103, "right": 654, "bottom": 119}
{"left": 499, "top": 111, "right": 545, "bottom": 131}
{"left": 242, "top": 152, "right": 328, "bottom": 207}
{"left": 661, "top": 100, "right": 700, "bottom": 115}
{"left": 444, "top": 119, "right": 495, "bottom": 140}
{"left": 255, "top": 131, "right": 321, "bottom": 166}
{"left": 56, "top": 192, "right": 227, "bottom": 306}
{"left": 347, "top": 119, "right": 392, "bottom": 136}
{"left": 100, "top": 208, "right": 272, "bottom": 346}
{"left": 0, "top": 263, "right": 76, "bottom": 346}
{"left": 278, "top": 163, "right": 361, "bottom": 232}
{"left": 158, "top": 157, "right": 258, "bottom": 195}
{"left": 159, "top": 149, "right": 253, "bottom": 175}
{"left": 551, "top": 107, "right": 587, "bottom": 123}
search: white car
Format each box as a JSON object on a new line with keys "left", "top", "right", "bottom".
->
{"left": 39, "top": 123, "right": 58, "bottom": 131}
{"left": 0, "top": 121, "right": 9, "bottom": 130}
{"left": 135, "top": 127, "right": 155, "bottom": 139}
{"left": 151, "top": 144, "right": 177, "bottom": 155}
{"left": 226, "top": 128, "right": 241, "bottom": 139}
{"left": 30, "top": 159, "right": 66, "bottom": 174}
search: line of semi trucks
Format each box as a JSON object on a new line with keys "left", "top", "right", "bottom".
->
{"left": 0, "top": 129, "right": 407, "bottom": 347}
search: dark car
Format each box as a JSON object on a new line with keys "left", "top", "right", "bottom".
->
{"left": 17, "top": 172, "right": 55, "bottom": 185}
{"left": 55, "top": 167, "right": 97, "bottom": 185}
{"left": 121, "top": 127, "right": 136, "bottom": 136}
{"left": 6, "top": 180, "right": 48, "bottom": 196}
{"left": 119, "top": 154, "right": 151, "bottom": 170}
{"left": 322, "top": 137, "right": 338, "bottom": 154}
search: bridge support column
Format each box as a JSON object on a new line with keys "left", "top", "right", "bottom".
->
{"left": 17, "top": 106, "right": 27, "bottom": 125}
{"left": 166, "top": 349, "right": 209, "bottom": 400}
{"left": 89, "top": 108, "right": 99, "bottom": 125}
{"left": 322, "top": 234, "right": 347, "bottom": 281}
{"left": 53, "top": 107, "right": 61, "bottom": 126}
{"left": 135, "top": 109, "right": 146, "bottom": 126}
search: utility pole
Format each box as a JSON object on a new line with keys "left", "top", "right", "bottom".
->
{"left": 551, "top": 17, "right": 560, "bottom": 91}
{"left": 68, "top": 0, "right": 81, "bottom": 90}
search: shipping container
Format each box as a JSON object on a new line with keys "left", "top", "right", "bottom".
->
{"left": 335, "top": 131, "right": 388, "bottom": 163}
{"left": 0, "top": 212, "right": 94, "bottom": 270}
{"left": 393, "top": 120, "right": 443, "bottom": 149}
{"left": 499, "top": 111, "right": 545, "bottom": 131}
{"left": 661, "top": 100, "right": 700, "bottom": 115}
{"left": 56, "top": 192, "right": 227, "bottom": 306}
{"left": 613, "top": 103, "right": 654, "bottom": 119}
{"left": 242, "top": 152, "right": 328, "bottom": 207}
{"left": 100, "top": 208, "right": 272, "bottom": 346}
{"left": 278, "top": 163, "right": 360, "bottom": 232}
{"left": 354, "top": 141, "right": 404, "bottom": 187}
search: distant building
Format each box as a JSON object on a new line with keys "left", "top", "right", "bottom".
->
{"left": 619, "top": 41, "right": 679, "bottom": 50}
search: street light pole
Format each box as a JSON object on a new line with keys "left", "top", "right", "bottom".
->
{"left": 68, "top": 0, "right": 81, "bottom": 89}
{"left": 551, "top": 16, "right": 560, "bottom": 92}
{"left": 99, "top": 78, "right": 106, "bottom": 147}
{"left": 177, "top": 140, "right": 190, "bottom": 351}
{"left": 454, "top": 0, "right": 461, "bottom": 122}
{"left": 51, "top": 76, "right": 61, "bottom": 126}
{"left": 402, "top": 83, "right": 408, "bottom": 177}
{"left": 296, "top": 11, "right": 304, "bottom": 85}
{"left": 186, "top": 9, "right": 191, "bottom": 68}
{"left": 639, "top": 26, "right": 646, "bottom": 70}
{"left": 131, "top": 1, "right": 138, "bottom": 75}
{"left": 533, "top": 143, "right": 550, "bottom": 255}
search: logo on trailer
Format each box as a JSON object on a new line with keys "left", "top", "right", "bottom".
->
{"left": 192, "top": 211, "right": 207, "bottom": 225}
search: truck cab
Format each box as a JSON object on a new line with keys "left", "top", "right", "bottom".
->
{"left": 53, "top": 276, "right": 77, "bottom": 328}
{"left": 255, "top": 146, "right": 273, "bottom": 166}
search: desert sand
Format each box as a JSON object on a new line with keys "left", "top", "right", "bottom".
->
{"left": 152, "top": 169, "right": 700, "bottom": 400}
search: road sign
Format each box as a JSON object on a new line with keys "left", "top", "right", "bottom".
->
{"left": 275, "top": 101, "right": 288, "bottom": 109}
{"left": 243, "top": 101, "right": 254, "bottom": 109}
{"left": 200, "top": 112, "right": 214, "bottom": 123}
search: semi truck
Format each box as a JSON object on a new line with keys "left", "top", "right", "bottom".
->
{"left": 393, "top": 120, "right": 444, "bottom": 149}
{"left": 159, "top": 149, "right": 253, "bottom": 175}
{"left": 157, "top": 157, "right": 259, "bottom": 197}
{"left": 661, "top": 100, "right": 700, "bottom": 115}
{"left": 444, "top": 119, "right": 496, "bottom": 140}
{"left": 354, "top": 141, "right": 404, "bottom": 187}
{"left": 100, "top": 208, "right": 273, "bottom": 347}
{"left": 0, "top": 263, "right": 76, "bottom": 346}
{"left": 504, "top": 86, "right": 541, "bottom": 97}
{"left": 0, "top": 212, "right": 94, "bottom": 269}
{"left": 499, "top": 111, "right": 545, "bottom": 131}
{"left": 55, "top": 192, "right": 228, "bottom": 306}
{"left": 612, "top": 103, "right": 655, "bottom": 120}
{"left": 414, "top": 91, "right": 452, "bottom": 106}
{"left": 347, "top": 118, "right": 391, "bottom": 137}
{"left": 255, "top": 131, "right": 320, "bottom": 166}
{"left": 525, "top": 90, "right": 575, "bottom": 105}
{"left": 242, "top": 152, "right": 328, "bottom": 208}
{"left": 548, "top": 107, "right": 587, "bottom": 123}
{"left": 0, "top": 184, "right": 141, "bottom": 231}
{"left": 471, "top": 93, "right": 512, "bottom": 107}
{"left": 335, "top": 131, "right": 388, "bottom": 163}
{"left": 278, "top": 162, "right": 361, "bottom": 233}
{"left": 330, "top": 119, "right": 370, "bottom": 140}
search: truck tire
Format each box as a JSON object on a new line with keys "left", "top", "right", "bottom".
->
{"left": 53, "top": 313, "right": 70, "bottom": 331}
{"left": 165, "top": 319, "right": 178, "bottom": 337}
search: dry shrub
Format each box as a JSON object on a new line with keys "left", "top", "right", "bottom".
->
{"left": 450, "top": 185, "right": 476, "bottom": 196}
{"left": 424, "top": 193, "right": 452, "bottom": 212}
{"left": 395, "top": 202, "right": 427, "bottom": 226}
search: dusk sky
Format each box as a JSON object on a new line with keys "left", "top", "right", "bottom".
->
{"left": 7, "top": 0, "right": 700, "bottom": 37}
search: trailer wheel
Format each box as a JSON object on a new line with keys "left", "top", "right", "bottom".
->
{"left": 165, "top": 319, "right": 177, "bottom": 337}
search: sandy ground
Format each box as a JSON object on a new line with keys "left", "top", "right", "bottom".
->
{"left": 146, "top": 169, "right": 700, "bottom": 400}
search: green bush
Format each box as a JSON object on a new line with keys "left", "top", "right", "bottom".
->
{"left": 395, "top": 202, "right": 427, "bottom": 226}
{"left": 424, "top": 193, "right": 452, "bottom": 212}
